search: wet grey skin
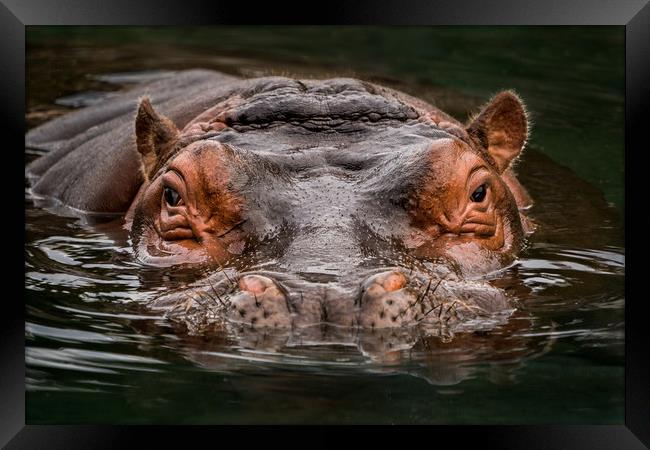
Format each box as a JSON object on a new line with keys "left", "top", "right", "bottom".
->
{"left": 26, "top": 70, "right": 524, "bottom": 334}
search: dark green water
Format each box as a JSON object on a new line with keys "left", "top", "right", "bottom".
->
{"left": 25, "top": 27, "right": 624, "bottom": 424}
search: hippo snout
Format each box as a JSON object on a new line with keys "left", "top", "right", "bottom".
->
{"left": 227, "top": 271, "right": 429, "bottom": 329}
{"left": 151, "top": 266, "right": 510, "bottom": 333}
{"left": 227, "top": 275, "right": 293, "bottom": 328}
{"left": 357, "top": 271, "right": 422, "bottom": 328}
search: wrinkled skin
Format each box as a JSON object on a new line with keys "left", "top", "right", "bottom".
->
{"left": 26, "top": 71, "right": 534, "bottom": 332}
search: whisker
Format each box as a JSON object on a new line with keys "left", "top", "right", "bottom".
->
{"left": 416, "top": 277, "right": 434, "bottom": 306}
{"left": 199, "top": 287, "right": 219, "bottom": 305}
{"left": 412, "top": 274, "right": 447, "bottom": 316}
{"left": 219, "top": 266, "right": 235, "bottom": 285}
{"left": 169, "top": 299, "right": 186, "bottom": 314}
{"left": 417, "top": 301, "right": 444, "bottom": 323}
{"left": 189, "top": 292, "right": 218, "bottom": 315}
{"left": 443, "top": 301, "right": 458, "bottom": 325}
{"left": 206, "top": 277, "right": 230, "bottom": 308}
{"left": 451, "top": 297, "right": 485, "bottom": 315}
{"left": 430, "top": 274, "right": 447, "bottom": 295}
{"left": 216, "top": 292, "right": 229, "bottom": 308}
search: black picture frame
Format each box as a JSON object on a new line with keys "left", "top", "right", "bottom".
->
{"left": 7, "top": 0, "right": 649, "bottom": 448}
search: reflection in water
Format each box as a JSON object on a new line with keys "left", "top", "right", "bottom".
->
{"left": 25, "top": 43, "right": 624, "bottom": 423}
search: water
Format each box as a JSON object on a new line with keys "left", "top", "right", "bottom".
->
{"left": 25, "top": 27, "right": 624, "bottom": 424}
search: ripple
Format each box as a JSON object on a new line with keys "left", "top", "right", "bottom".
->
{"left": 54, "top": 305, "right": 163, "bottom": 321}
{"left": 26, "top": 322, "right": 121, "bottom": 344}
{"left": 27, "top": 347, "right": 167, "bottom": 375}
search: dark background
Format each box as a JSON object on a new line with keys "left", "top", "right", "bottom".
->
{"left": 4, "top": 0, "right": 649, "bottom": 448}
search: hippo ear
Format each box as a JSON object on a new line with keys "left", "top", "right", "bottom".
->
{"left": 466, "top": 91, "right": 528, "bottom": 173}
{"left": 135, "top": 97, "right": 179, "bottom": 179}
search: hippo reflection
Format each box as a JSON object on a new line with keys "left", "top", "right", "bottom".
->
{"left": 26, "top": 70, "right": 534, "bottom": 332}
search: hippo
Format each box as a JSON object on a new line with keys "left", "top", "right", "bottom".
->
{"left": 25, "top": 69, "right": 534, "bottom": 334}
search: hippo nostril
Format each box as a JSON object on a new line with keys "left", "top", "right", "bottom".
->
{"left": 362, "top": 270, "right": 409, "bottom": 293}
{"left": 238, "top": 275, "right": 274, "bottom": 295}
{"left": 358, "top": 270, "right": 419, "bottom": 328}
{"left": 382, "top": 272, "right": 407, "bottom": 292}
{"left": 228, "top": 274, "right": 292, "bottom": 328}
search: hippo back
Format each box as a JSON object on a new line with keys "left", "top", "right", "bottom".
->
{"left": 26, "top": 70, "right": 242, "bottom": 213}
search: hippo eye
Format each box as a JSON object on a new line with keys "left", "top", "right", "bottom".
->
{"left": 470, "top": 184, "right": 487, "bottom": 203}
{"left": 163, "top": 187, "right": 182, "bottom": 207}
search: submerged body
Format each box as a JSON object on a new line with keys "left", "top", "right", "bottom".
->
{"left": 26, "top": 70, "right": 534, "bottom": 331}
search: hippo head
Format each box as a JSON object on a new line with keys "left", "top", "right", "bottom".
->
{"left": 126, "top": 79, "right": 531, "bottom": 330}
